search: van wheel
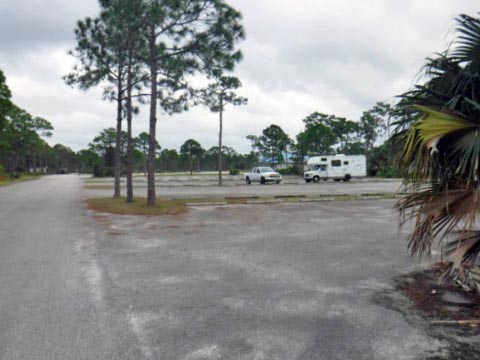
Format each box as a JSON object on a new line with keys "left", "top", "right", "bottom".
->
{"left": 246, "top": 177, "right": 251, "bottom": 185}
{"left": 305, "top": 179, "right": 312, "bottom": 183}
{"left": 313, "top": 176, "right": 320, "bottom": 183}
{"left": 260, "top": 177, "right": 266, "bottom": 184}
{"left": 276, "top": 180, "right": 281, "bottom": 184}
{"left": 344, "top": 174, "right": 351, "bottom": 182}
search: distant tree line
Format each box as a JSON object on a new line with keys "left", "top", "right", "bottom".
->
{"left": 0, "top": 69, "right": 79, "bottom": 177}
{"left": 76, "top": 129, "right": 257, "bottom": 176}
{"left": 77, "top": 98, "right": 400, "bottom": 177}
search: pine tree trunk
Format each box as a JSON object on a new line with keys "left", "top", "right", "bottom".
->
{"left": 126, "top": 65, "right": 134, "bottom": 203}
{"left": 146, "top": 26, "right": 158, "bottom": 207}
{"left": 114, "top": 75, "right": 123, "bottom": 198}
{"left": 218, "top": 96, "right": 223, "bottom": 186}
{"left": 32, "top": 152, "right": 36, "bottom": 172}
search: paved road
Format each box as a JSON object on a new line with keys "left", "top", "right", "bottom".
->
{"left": 0, "top": 175, "right": 142, "bottom": 359}
{"left": 0, "top": 175, "right": 444, "bottom": 359}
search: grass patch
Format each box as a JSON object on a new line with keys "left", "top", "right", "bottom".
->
{"left": 0, "top": 174, "right": 42, "bottom": 187}
{"left": 84, "top": 184, "right": 115, "bottom": 190}
{"left": 86, "top": 197, "right": 188, "bottom": 216}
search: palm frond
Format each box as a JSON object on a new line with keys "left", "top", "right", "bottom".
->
{"left": 397, "top": 183, "right": 480, "bottom": 257}
{"left": 444, "top": 231, "right": 480, "bottom": 268}
{"left": 452, "top": 14, "right": 480, "bottom": 70}
{"left": 401, "top": 106, "right": 473, "bottom": 179}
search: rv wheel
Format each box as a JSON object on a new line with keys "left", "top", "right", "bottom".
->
{"left": 313, "top": 176, "right": 320, "bottom": 183}
{"left": 344, "top": 174, "right": 351, "bottom": 182}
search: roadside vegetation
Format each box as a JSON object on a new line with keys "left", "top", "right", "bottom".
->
{"left": 0, "top": 70, "right": 78, "bottom": 177}
{"left": 0, "top": 173, "right": 41, "bottom": 187}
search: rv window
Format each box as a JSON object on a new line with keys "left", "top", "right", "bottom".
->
{"left": 331, "top": 160, "right": 341, "bottom": 167}
{"left": 343, "top": 161, "right": 349, "bottom": 165}
{"left": 321, "top": 158, "right": 327, "bottom": 161}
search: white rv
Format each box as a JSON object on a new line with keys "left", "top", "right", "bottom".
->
{"left": 303, "top": 154, "right": 366, "bottom": 182}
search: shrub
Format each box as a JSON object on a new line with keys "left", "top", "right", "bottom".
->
{"left": 229, "top": 168, "right": 240, "bottom": 175}
{"left": 278, "top": 166, "right": 300, "bottom": 175}
{"left": 93, "top": 163, "right": 114, "bottom": 177}
{"left": 376, "top": 166, "right": 401, "bottom": 178}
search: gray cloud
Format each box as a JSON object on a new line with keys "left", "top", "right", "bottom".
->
{"left": 0, "top": 0, "right": 99, "bottom": 52}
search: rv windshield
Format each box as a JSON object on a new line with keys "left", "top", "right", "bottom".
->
{"left": 313, "top": 165, "right": 327, "bottom": 171}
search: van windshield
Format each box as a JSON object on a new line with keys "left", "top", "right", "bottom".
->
{"left": 259, "top": 167, "right": 275, "bottom": 172}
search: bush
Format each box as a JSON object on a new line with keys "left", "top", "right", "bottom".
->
{"left": 278, "top": 166, "right": 301, "bottom": 175}
{"left": 376, "top": 166, "right": 401, "bottom": 178}
{"left": 229, "top": 168, "right": 240, "bottom": 175}
{"left": 93, "top": 160, "right": 114, "bottom": 177}
{"left": 0, "top": 165, "right": 6, "bottom": 177}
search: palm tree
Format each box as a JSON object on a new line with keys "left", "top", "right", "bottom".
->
{"left": 395, "top": 14, "right": 480, "bottom": 291}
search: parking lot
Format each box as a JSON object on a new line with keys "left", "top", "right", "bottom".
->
{"left": 89, "top": 197, "right": 445, "bottom": 359}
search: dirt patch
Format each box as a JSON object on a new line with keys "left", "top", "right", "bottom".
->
{"left": 373, "top": 267, "right": 480, "bottom": 359}
{"left": 397, "top": 268, "right": 480, "bottom": 326}
{"left": 92, "top": 214, "right": 113, "bottom": 226}
{"left": 107, "top": 231, "right": 127, "bottom": 237}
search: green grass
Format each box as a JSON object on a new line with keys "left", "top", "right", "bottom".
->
{"left": 0, "top": 174, "right": 42, "bottom": 187}
{"left": 84, "top": 184, "right": 115, "bottom": 189}
{"left": 86, "top": 197, "right": 188, "bottom": 216}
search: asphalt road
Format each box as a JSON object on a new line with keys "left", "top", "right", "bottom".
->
{"left": 0, "top": 175, "right": 445, "bottom": 359}
{"left": 0, "top": 175, "right": 142, "bottom": 359}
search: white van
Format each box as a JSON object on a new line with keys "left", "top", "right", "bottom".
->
{"left": 303, "top": 154, "right": 366, "bottom": 182}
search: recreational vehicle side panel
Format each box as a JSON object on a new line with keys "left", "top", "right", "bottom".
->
{"left": 304, "top": 154, "right": 366, "bottom": 182}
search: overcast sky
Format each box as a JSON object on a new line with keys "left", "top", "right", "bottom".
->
{"left": 0, "top": 0, "right": 479, "bottom": 153}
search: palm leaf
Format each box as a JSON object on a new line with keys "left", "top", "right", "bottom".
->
{"left": 401, "top": 106, "right": 474, "bottom": 180}
{"left": 397, "top": 183, "right": 480, "bottom": 256}
{"left": 452, "top": 14, "right": 480, "bottom": 70}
